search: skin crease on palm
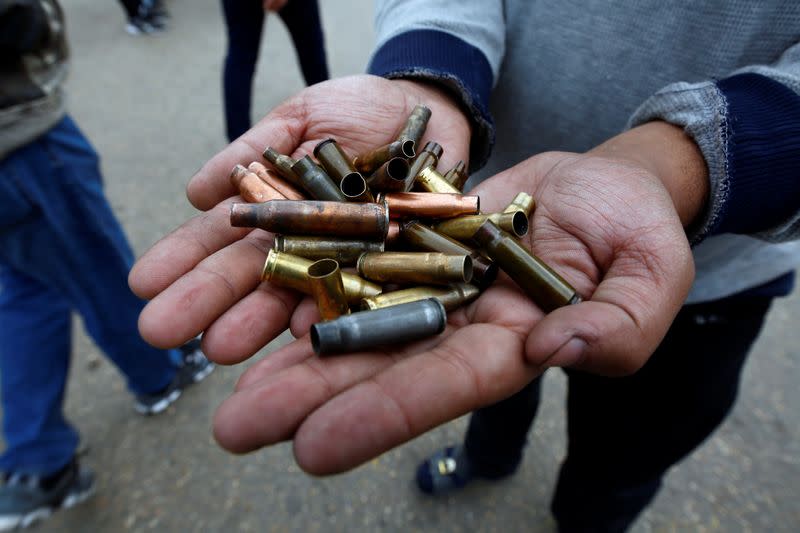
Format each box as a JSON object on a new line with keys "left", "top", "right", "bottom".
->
{"left": 128, "top": 75, "right": 700, "bottom": 475}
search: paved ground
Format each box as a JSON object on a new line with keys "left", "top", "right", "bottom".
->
{"left": 9, "top": 0, "right": 799, "bottom": 531}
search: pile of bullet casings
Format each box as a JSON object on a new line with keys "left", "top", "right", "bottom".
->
{"left": 228, "top": 105, "right": 581, "bottom": 355}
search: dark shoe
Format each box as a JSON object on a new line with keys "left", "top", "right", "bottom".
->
{"left": 133, "top": 338, "right": 214, "bottom": 415}
{"left": 0, "top": 459, "right": 95, "bottom": 531}
{"left": 415, "top": 445, "right": 476, "bottom": 495}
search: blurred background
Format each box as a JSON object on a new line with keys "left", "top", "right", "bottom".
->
{"left": 6, "top": 0, "right": 798, "bottom": 530}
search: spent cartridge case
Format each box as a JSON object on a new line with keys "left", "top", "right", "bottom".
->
{"left": 365, "top": 157, "right": 409, "bottom": 192}
{"left": 405, "top": 141, "right": 443, "bottom": 191}
{"left": 396, "top": 105, "right": 432, "bottom": 152}
{"left": 416, "top": 166, "right": 462, "bottom": 194}
{"left": 339, "top": 172, "right": 375, "bottom": 202}
{"left": 401, "top": 221, "right": 498, "bottom": 289}
{"left": 291, "top": 155, "right": 347, "bottom": 202}
{"left": 262, "top": 147, "right": 302, "bottom": 187}
{"left": 443, "top": 160, "right": 468, "bottom": 191}
{"left": 248, "top": 162, "right": 305, "bottom": 200}
{"left": 432, "top": 211, "right": 529, "bottom": 241}
{"left": 313, "top": 138, "right": 358, "bottom": 182}
{"left": 230, "top": 164, "right": 285, "bottom": 203}
{"left": 361, "top": 284, "right": 480, "bottom": 311}
{"left": 353, "top": 140, "right": 415, "bottom": 174}
{"left": 308, "top": 259, "right": 350, "bottom": 320}
{"left": 274, "top": 235, "right": 384, "bottom": 265}
{"left": 377, "top": 192, "right": 479, "bottom": 219}
{"left": 311, "top": 298, "right": 446, "bottom": 355}
{"left": 472, "top": 221, "right": 581, "bottom": 312}
{"left": 357, "top": 252, "right": 473, "bottom": 285}
{"left": 230, "top": 200, "right": 390, "bottom": 239}
{"left": 385, "top": 221, "right": 402, "bottom": 247}
{"left": 502, "top": 192, "right": 536, "bottom": 217}
{"left": 262, "top": 250, "right": 381, "bottom": 304}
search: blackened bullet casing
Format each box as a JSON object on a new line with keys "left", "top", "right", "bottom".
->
{"left": 353, "top": 140, "right": 415, "bottom": 174}
{"left": 357, "top": 252, "right": 473, "bottom": 285}
{"left": 274, "top": 235, "right": 384, "bottom": 266}
{"left": 405, "top": 141, "right": 443, "bottom": 191}
{"left": 311, "top": 298, "right": 446, "bottom": 355}
{"left": 291, "top": 155, "right": 347, "bottom": 202}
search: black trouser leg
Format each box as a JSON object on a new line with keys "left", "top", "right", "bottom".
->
{"left": 551, "top": 295, "right": 773, "bottom": 532}
{"left": 463, "top": 375, "right": 543, "bottom": 478}
{"left": 278, "top": 0, "right": 329, "bottom": 86}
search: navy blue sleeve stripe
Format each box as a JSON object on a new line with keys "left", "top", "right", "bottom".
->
{"left": 367, "top": 29, "right": 495, "bottom": 171}
{"left": 712, "top": 73, "right": 800, "bottom": 236}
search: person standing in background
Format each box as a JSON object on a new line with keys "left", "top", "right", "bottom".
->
{"left": 117, "top": 0, "right": 168, "bottom": 35}
{"left": 221, "top": 0, "right": 329, "bottom": 141}
{"left": 0, "top": 1, "right": 213, "bottom": 529}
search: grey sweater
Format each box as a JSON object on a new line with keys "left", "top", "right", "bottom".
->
{"left": 369, "top": 0, "right": 800, "bottom": 304}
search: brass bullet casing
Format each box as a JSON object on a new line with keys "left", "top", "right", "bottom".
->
{"left": 262, "top": 147, "right": 302, "bottom": 187}
{"left": 432, "top": 211, "right": 529, "bottom": 241}
{"left": 230, "top": 164, "right": 286, "bottom": 203}
{"left": 357, "top": 252, "right": 473, "bottom": 285}
{"left": 274, "top": 235, "right": 384, "bottom": 266}
{"left": 472, "top": 221, "right": 581, "bottom": 312}
{"left": 262, "top": 250, "right": 381, "bottom": 304}
{"left": 401, "top": 221, "right": 498, "bottom": 289}
{"left": 396, "top": 105, "right": 432, "bottom": 154}
{"left": 443, "top": 160, "right": 468, "bottom": 191}
{"left": 308, "top": 259, "right": 350, "bottom": 321}
{"left": 405, "top": 141, "right": 443, "bottom": 191}
{"left": 502, "top": 192, "right": 536, "bottom": 217}
{"left": 416, "top": 166, "right": 462, "bottom": 194}
{"left": 230, "top": 200, "right": 390, "bottom": 239}
{"left": 353, "top": 140, "right": 415, "bottom": 174}
{"left": 377, "top": 192, "right": 480, "bottom": 219}
{"left": 339, "top": 172, "right": 375, "bottom": 202}
{"left": 365, "top": 157, "right": 409, "bottom": 192}
{"left": 311, "top": 298, "right": 446, "bottom": 355}
{"left": 291, "top": 155, "right": 347, "bottom": 202}
{"left": 361, "top": 283, "right": 480, "bottom": 311}
{"left": 248, "top": 162, "right": 305, "bottom": 200}
{"left": 313, "top": 138, "right": 373, "bottom": 201}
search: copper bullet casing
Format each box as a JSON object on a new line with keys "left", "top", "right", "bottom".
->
{"left": 396, "top": 105, "right": 432, "bottom": 150}
{"left": 311, "top": 298, "right": 446, "bottom": 356}
{"left": 274, "top": 235, "right": 384, "bottom": 266}
{"left": 472, "top": 221, "right": 581, "bottom": 312}
{"left": 401, "top": 221, "right": 498, "bottom": 289}
{"left": 353, "top": 140, "right": 415, "bottom": 174}
{"left": 230, "top": 164, "right": 285, "bottom": 203}
{"left": 377, "top": 192, "right": 480, "bottom": 219}
{"left": 443, "top": 160, "right": 468, "bottom": 191}
{"left": 406, "top": 141, "right": 443, "bottom": 191}
{"left": 385, "top": 221, "right": 402, "bottom": 247}
{"left": 365, "top": 157, "right": 409, "bottom": 192}
{"left": 357, "top": 252, "right": 473, "bottom": 285}
{"left": 262, "top": 250, "right": 381, "bottom": 304}
{"left": 230, "top": 200, "right": 390, "bottom": 239}
{"left": 308, "top": 259, "right": 350, "bottom": 321}
{"left": 502, "top": 192, "right": 536, "bottom": 217}
{"left": 432, "top": 211, "right": 529, "bottom": 241}
{"left": 416, "top": 166, "right": 462, "bottom": 194}
{"left": 262, "top": 147, "right": 302, "bottom": 187}
{"left": 361, "top": 283, "right": 480, "bottom": 311}
{"left": 291, "top": 155, "right": 347, "bottom": 202}
{"left": 248, "top": 162, "right": 305, "bottom": 200}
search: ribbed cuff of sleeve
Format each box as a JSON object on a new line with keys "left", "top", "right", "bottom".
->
{"left": 367, "top": 29, "right": 495, "bottom": 172}
{"left": 629, "top": 73, "right": 800, "bottom": 244}
{"left": 715, "top": 73, "right": 800, "bottom": 242}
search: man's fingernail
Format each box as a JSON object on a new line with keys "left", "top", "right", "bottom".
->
{"left": 546, "top": 337, "right": 587, "bottom": 368}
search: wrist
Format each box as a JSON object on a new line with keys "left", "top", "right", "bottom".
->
{"left": 590, "top": 121, "right": 709, "bottom": 228}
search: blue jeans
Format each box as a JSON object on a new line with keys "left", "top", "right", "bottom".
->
{"left": 0, "top": 116, "right": 178, "bottom": 477}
